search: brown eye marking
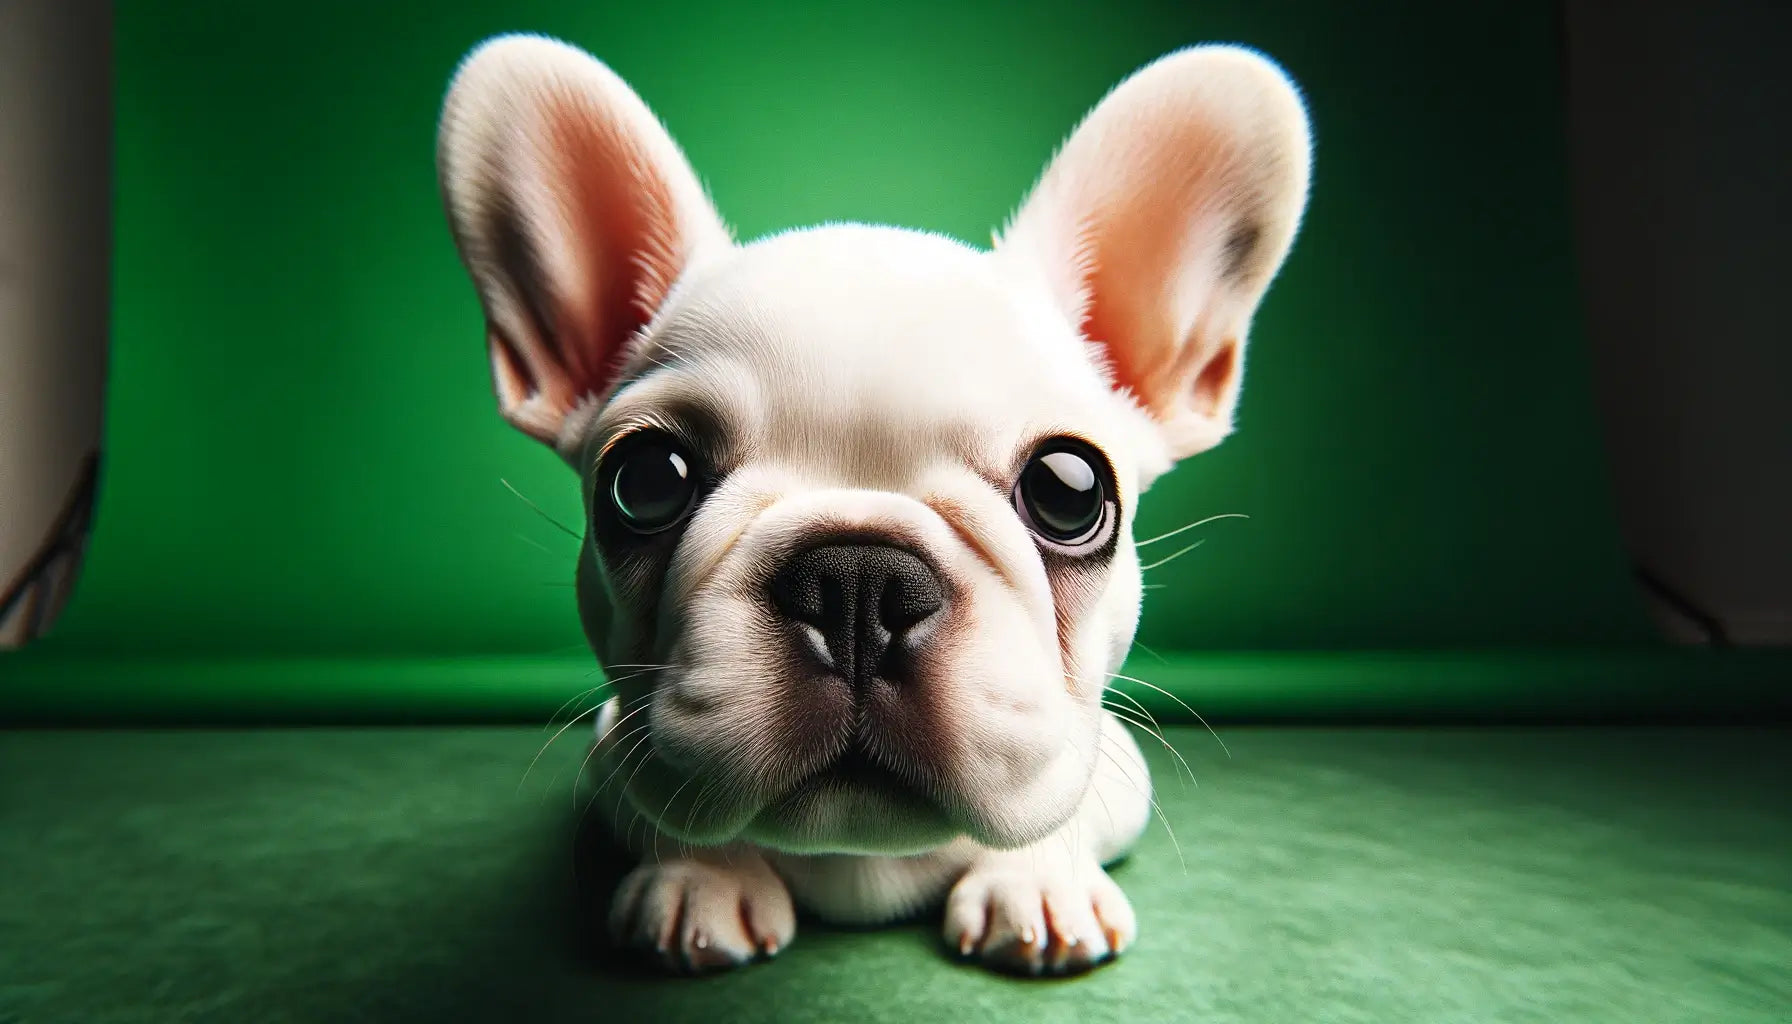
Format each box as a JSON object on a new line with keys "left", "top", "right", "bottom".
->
{"left": 579, "top": 394, "right": 742, "bottom": 644}
{"left": 968, "top": 468, "right": 1011, "bottom": 501}
{"left": 1002, "top": 428, "right": 1116, "bottom": 485}
{"left": 940, "top": 426, "right": 1015, "bottom": 499}
{"left": 589, "top": 394, "right": 739, "bottom": 496}
{"left": 595, "top": 420, "right": 650, "bottom": 462}
{"left": 678, "top": 488, "right": 780, "bottom": 601}
{"left": 921, "top": 494, "right": 1026, "bottom": 598}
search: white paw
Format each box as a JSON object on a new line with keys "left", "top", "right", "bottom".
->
{"left": 607, "top": 856, "right": 797, "bottom": 973}
{"left": 943, "top": 858, "right": 1136, "bottom": 976}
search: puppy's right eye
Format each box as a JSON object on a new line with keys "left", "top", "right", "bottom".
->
{"left": 602, "top": 431, "right": 701, "bottom": 534}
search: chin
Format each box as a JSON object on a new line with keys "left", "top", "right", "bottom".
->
{"left": 747, "top": 750, "right": 1092, "bottom": 856}
{"left": 743, "top": 781, "right": 961, "bottom": 856}
{"left": 731, "top": 746, "right": 974, "bottom": 855}
{"left": 630, "top": 739, "right": 1084, "bottom": 857}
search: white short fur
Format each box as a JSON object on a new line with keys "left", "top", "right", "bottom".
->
{"left": 436, "top": 34, "right": 1310, "bottom": 975}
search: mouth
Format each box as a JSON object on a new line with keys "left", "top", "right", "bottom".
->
{"left": 742, "top": 737, "right": 960, "bottom": 855}
{"left": 786, "top": 743, "right": 932, "bottom": 805}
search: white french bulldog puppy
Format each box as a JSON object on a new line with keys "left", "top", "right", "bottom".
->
{"left": 437, "top": 34, "right": 1309, "bottom": 975}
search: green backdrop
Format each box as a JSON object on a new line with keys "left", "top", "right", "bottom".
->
{"left": 25, "top": 0, "right": 1771, "bottom": 722}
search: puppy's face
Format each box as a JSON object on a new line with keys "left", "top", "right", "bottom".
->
{"left": 438, "top": 37, "right": 1310, "bottom": 854}
{"left": 570, "top": 230, "right": 1161, "bottom": 854}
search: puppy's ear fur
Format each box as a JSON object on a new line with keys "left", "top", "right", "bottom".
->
{"left": 996, "top": 46, "right": 1311, "bottom": 460}
{"left": 437, "top": 35, "right": 731, "bottom": 453}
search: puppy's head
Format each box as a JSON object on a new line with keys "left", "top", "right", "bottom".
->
{"left": 438, "top": 36, "right": 1309, "bottom": 854}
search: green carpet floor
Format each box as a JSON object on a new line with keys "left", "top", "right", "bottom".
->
{"left": 1, "top": 726, "right": 1786, "bottom": 1023}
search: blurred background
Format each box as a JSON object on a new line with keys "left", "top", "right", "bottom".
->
{"left": 2, "top": 0, "right": 1788, "bottom": 719}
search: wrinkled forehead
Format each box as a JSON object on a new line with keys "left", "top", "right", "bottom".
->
{"left": 586, "top": 227, "right": 1115, "bottom": 485}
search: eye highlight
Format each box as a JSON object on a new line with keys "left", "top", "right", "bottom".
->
{"left": 1013, "top": 437, "right": 1115, "bottom": 552}
{"left": 599, "top": 430, "right": 702, "bottom": 534}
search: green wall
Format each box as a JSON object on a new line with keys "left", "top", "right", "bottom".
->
{"left": 37, "top": 0, "right": 1655, "bottom": 661}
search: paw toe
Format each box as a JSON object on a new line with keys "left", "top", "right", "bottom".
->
{"left": 609, "top": 860, "right": 795, "bottom": 973}
{"left": 944, "top": 863, "right": 1134, "bottom": 976}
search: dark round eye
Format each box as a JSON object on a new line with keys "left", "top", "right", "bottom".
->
{"left": 1015, "top": 439, "right": 1111, "bottom": 546}
{"left": 605, "top": 433, "right": 699, "bottom": 534}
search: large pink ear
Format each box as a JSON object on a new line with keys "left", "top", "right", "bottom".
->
{"left": 996, "top": 46, "right": 1311, "bottom": 459}
{"left": 437, "top": 35, "right": 731, "bottom": 451}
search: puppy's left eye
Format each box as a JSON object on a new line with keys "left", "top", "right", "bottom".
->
{"left": 1014, "top": 438, "right": 1114, "bottom": 551}
{"left": 602, "top": 431, "right": 701, "bottom": 534}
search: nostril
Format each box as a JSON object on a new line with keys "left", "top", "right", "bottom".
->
{"left": 877, "top": 566, "right": 943, "bottom": 636}
{"left": 768, "top": 560, "right": 833, "bottom": 629}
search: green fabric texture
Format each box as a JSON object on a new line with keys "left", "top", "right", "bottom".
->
{"left": 3, "top": 725, "right": 1786, "bottom": 1023}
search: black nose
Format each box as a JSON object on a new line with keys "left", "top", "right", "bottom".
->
{"left": 768, "top": 543, "right": 945, "bottom": 685}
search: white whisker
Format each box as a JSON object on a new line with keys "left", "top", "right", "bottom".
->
{"left": 1104, "top": 700, "right": 1196, "bottom": 788}
{"left": 542, "top": 663, "right": 670, "bottom": 732}
{"left": 1104, "top": 685, "right": 1162, "bottom": 732}
{"left": 518, "top": 693, "right": 611, "bottom": 795}
{"left": 1135, "top": 512, "right": 1249, "bottom": 548}
{"left": 520, "top": 672, "right": 661, "bottom": 795}
{"left": 594, "top": 695, "right": 655, "bottom": 748}
{"left": 1138, "top": 538, "right": 1206, "bottom": 572}
{"left": 545, "top": 692, "right": 655, "bottom": 800}
{"left": 501, "top": 477, "right": 582, "bottom": 540}
{"left": 584, "top": 727, "right": 652, "bottom": 816}
{"left": 615, "top": 733, "right": 663, "bottom": 824}
{"left": 1109, "top": 672, "right": 1231, "bottom": 760}
{"left": 654, "top": 772, "right": 700, "bottom": 865}
{"left": 1098, "top": 738, "right": 1186, "bottom": 875}
{"left": 1130, "top": 641, "right": 1170, "bottom": 665}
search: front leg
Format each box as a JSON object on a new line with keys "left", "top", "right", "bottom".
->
{"left": 944, "top": 842, "right": 1137, "bottom": 975}
{"left": 589, "top": 699, "right": 796, "bottom": 973}
{"left": 944, "top": 710, "right": 1152, "bottom": 975}
{"left": 607, "top": 843, "right": 798, "bottom": 973}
